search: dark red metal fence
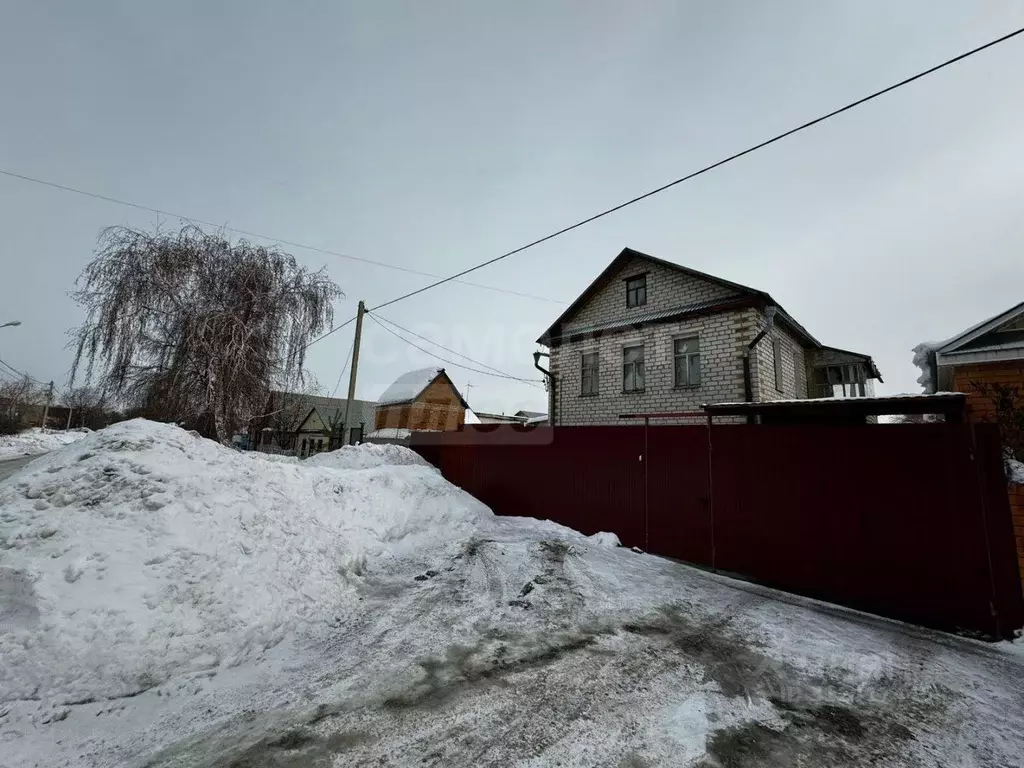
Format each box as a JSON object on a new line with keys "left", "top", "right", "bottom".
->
{"left": 411, "top": 422, "right": 1024, "bottom": 638}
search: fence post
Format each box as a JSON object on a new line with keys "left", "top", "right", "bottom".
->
{"left": 644, "top": 416, "right": 649, "bottom": 552}
{"left": 706, "top": 412, "right": 716, "bottom": 573}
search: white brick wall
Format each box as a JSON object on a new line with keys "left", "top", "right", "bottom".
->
{"left": 746, "top": 309, "right": 808, "bottom": 401}
{"left": 550, "top": 310, "right": 751, "bottom": 425}
{"left": 562, "top": 254, "right": 740, "bottom": 333}
{"left": 544, "top": 256, "right": 813, "bottom": 424}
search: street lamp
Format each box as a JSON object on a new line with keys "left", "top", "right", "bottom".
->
{"left": 0, "top": 320, "right": 21, "bottom": 329}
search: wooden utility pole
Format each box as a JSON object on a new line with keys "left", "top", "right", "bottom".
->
{"left": 41, "top": 380, "right": 54, "bottom": 429}
{"left": 343, "top": 300, "right": 366, "bottom": 446}
{"left": 65, "top": 408, "right": 73, "bottom": 430}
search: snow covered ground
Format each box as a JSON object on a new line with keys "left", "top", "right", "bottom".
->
{"left": 2, "top": 420, "right": 1023, "bottom": 766}
{"left": 0, "top": 427, "right": 89, "bottom": 460}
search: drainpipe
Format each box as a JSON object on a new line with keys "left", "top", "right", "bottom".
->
{"left": 533, "top": 350, "right": 554, "bottom": 426}
{"left": 742, "top": 306, "right": 777, "bottom": 424}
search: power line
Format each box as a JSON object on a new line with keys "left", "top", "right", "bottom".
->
{"left": 303, "top": 314, "right": 357, "bottom": 350}
{"left": 328, "top": 336, "right": 356, "bottom": 399}
{"left": 0, "top": 168, "right": 565, "bottom": 306}
{"left": 0, "top": 357, "right": 47, "bottom": 385}
{"left": 366, "top": 312, "right": 544, "bottom": 387}
{"left": 369, "top": 311, "right": 530, "bottom": 381}
{"left": 369, "top": 25, "right": 1024, "bottom": 312}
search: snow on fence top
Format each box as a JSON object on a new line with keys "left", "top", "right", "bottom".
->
{"left": 378, "top": 367, "right": 444, "bottom": 406}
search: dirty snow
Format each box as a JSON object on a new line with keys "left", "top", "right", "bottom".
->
{"left": 1007, "top": 457, "right": 1024, "bottom": 485}
{"left": 2, "top": 420, "right": 1024, "bottom": 767}
{"left": 588, "top": 530, "right": 621, "bottom": 547}
{"left": 0, "top": 420, "right": 486, "bottom": 707}
{"left": 0, "top": 427, "right": 89, "bottom": 460}
{"left": 378, "top": 366, "right": 443, "bottom": 405}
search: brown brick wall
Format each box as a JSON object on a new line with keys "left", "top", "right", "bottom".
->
{"left": 1010, "top": 483, "right": 1024, "bottom": 594}
{"left": 952, "top": 361, "right": 1024, "bottom": 422}
{"left": 375, "top": 376, "right": 465, "bottom": 431}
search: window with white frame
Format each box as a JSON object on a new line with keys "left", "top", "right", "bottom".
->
{"left": 580, "top": 351, "right": 599, "bottom": 396}
{"left": 673, "top": 336, "right": 700, "bottom": 387}
{"left": 622, "top": 345, "right": 645, "bottom": 392}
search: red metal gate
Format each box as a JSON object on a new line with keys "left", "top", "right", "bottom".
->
{"left": 411, "top": 422, "right": 1023, "bottom": 637}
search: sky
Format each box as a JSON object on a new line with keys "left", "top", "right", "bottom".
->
{"left": 2, "top": 1, "right": 1024, "bottom": 415}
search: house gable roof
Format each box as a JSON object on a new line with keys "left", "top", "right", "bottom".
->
{"left": 295, "top": 399, "right": 377, "bottom": 433}
{"left": 377, "top": 367, "right": 469, "bottom": 409}
{"left": 536, "top": 247, "right": 820, "bottom": 348}
{"left": 934, "top": 301, "right": 1024, "bottom": 356}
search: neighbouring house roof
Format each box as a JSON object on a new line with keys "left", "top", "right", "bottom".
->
{"left": 913, "top": 301, "right": 1024, "bottom": 391}
{"left": 295, "top": 399, "right": 377, "bottom": 434}
{"left": 536, "top": 247, "right": 820, "bottom": 348}
{"left": 933, "top": 301, "right": 1024, "bottom": 360}
{"left": 377, "top": 367, "right": 469, "bottom": 409}
{"left": 514, "top": 410, "right": 546, "bottom": 419}
{"left": 266, "top": 391, "right": 375, "bottom": 432}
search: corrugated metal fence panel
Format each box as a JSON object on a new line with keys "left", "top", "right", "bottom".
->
{"left": 411, "top": 423, "right": 1024, "bottom": 637}
{"left": 644, "top": 426, "right": 713, "bottom": 565}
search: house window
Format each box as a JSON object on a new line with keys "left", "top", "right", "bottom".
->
{"left": 673, "top": 336, "right": 700, "bottom": 387}
{"left": 772, "top": 337, "right": 784, "bottom": 393}
{"left": 812, "top": 365, "right": 865, "bottom": 398}
{"left": 622, "top": 345, "right": 645, "bottom": 392}
{"left": 581, "top": 352, "right": 599, "bottom": 396}
{"left": 350, "top": 425, "right": 363, "bottom": 444}
{"left": 317, "top": 438, "right": 324, "bottom": 452}
{"left": 625, "top": 275, "right": 647, "bottom": 308}
{"left": 300, "top": 438, "right": 307, "bottom": 457}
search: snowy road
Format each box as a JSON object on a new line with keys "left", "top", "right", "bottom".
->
{"left": 14, "top": 526, "right": 1021, "bottom": 767}
{"left": 0, "top": 456, "right": 37, "bottom": 482}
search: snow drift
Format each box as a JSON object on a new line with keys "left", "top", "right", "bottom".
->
{"left": 0, "top": 428, "right": 89, "bottom": 461}
{"left": 0, "top": 420, "right": 490, "bottom": 705}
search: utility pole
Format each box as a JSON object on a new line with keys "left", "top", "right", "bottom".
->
{"left": 41, "top": 380, "right": 54, "bottom": 429}
{"left": 343, "top": 300, "right": 366, "bottom": 447}
{"left": 65, "top": 407, "right": 73, "bottom": 430}
{"left": 464, "top": 381, "right": 474, "bottom": 404}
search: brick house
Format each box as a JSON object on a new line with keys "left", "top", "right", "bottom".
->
{"left": 914, "top": 300, "right": 1024, "bottom": 421}
{"left": 375, "top": 367, "right": 468, "bottom": 432}
{"left": 536, "top": 248, "right": 881, "bottom": 425}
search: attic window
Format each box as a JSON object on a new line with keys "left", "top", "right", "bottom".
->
{"left": 626, "top": 275, "right": 647, "bottom": 308}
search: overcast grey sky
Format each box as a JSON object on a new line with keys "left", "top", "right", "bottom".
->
{"left": 2, "top": 1, "right": 1024, "bottom": 414}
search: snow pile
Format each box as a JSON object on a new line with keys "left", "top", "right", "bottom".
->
{"left": 378, "top": 367, "right": 443, "bottom": 405}
{"left": 0, "top": 428, "right": 89, "bottom": 460}
{"left": 911, "top": 343, "right": 939, "bottom": 393}
{"left": 0, "top": 420, "right": 490, "bottom": 705}
{"left": 305, "top": 442, "right": 430, "bottom": 470}
{"left": 588, "top": 531, "right": 621, "bottom": 547}
{"left": 1007, "top": 457, "right": 1024, "bottom": 485}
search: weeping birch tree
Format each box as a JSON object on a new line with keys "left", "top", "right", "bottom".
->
{"left": 69, "top": 224, "right": 341, "bottom": 442}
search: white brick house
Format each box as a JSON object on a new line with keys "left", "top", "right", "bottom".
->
{"left": 536, "top": 248, "right": 881, "bottom": 426}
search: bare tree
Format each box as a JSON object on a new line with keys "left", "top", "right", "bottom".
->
{"left": 69, "top": 224, "right": 342, "bottom": 442}
{"left": 0, "top": 376, "right": 46, "bottom": 433}
{"left": 63, "top": 386, "right": 108, "bottom": 429}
